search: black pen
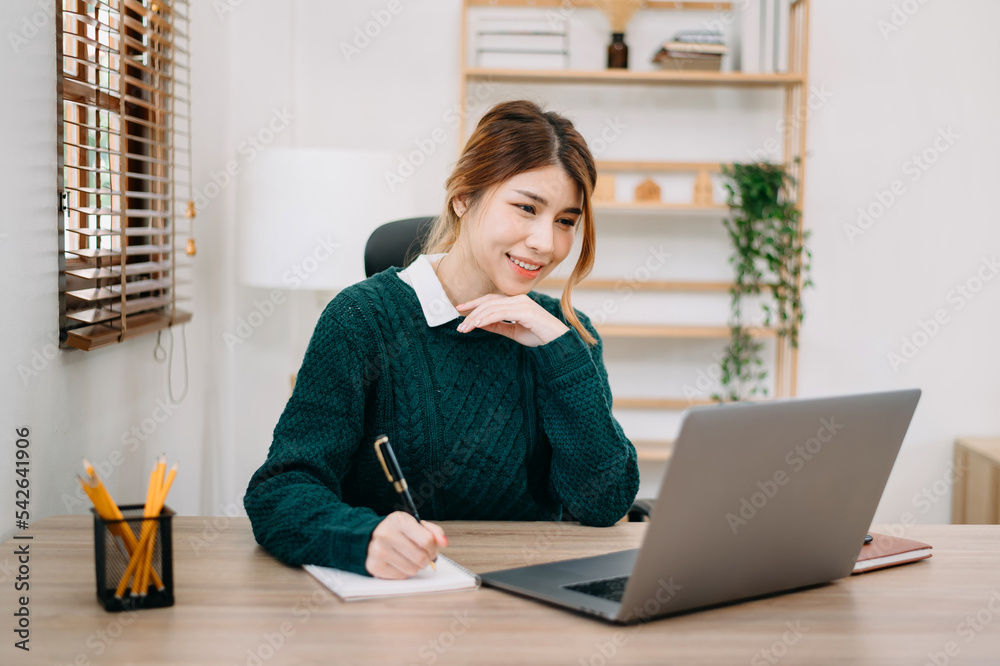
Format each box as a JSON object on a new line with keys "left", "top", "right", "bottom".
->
{"left": 373, "top": 434, "right": 436, "bottom": 570}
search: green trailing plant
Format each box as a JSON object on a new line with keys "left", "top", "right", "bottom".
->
{"left": 713, "top": 161, "right": 813, "bottom": 403}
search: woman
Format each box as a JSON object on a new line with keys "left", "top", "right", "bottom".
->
{"left": 244, "top": 100, "right": 639, "bottom": 579}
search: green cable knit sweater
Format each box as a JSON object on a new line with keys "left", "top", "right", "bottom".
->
{"left": 244, "top": 267, "right": 640, "bottom": 576}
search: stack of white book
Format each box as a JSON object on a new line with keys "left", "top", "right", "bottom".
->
{"left": 474, "top": 16, "right": 569, "bottom": 70}
{"left": 740, "top": 0, "right": 790, "bottom": 74}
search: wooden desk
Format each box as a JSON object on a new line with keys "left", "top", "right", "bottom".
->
{"left": 3, "top": 517, "right": 1000, "bottom": 665}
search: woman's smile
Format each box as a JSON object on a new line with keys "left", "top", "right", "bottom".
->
{"left": 506, "top": 253, "right": 545, "bottom": 278}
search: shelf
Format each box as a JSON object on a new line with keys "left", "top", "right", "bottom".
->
{"left": 594, "top": 201, "right": 728, "bottom": 214}
{"left": 464, "top": 67, "right": 803, "bottom": 87}
{"left": 597, "top": 324, "right": 777, "bottom": 339}
{"left": 592, "top": 161, "right": 731, "bottom": 213}
{"left": 615, "top": 397, "right": 715, "bottom": 410}
{"left": 538, "top": 279, "right": 733, "bottom": 292}
{"left": 632, "top": 439, "right": 674, "bottom": 462}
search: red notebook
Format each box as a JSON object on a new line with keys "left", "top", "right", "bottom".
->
{"left": 852, "top": 532, "right": 932, "bottom": 574}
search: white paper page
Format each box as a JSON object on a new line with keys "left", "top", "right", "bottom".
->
{"left": 304, "top": 555, "right": 479, "bottom": 601}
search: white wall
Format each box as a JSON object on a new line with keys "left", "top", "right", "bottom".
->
{"left": 2, "top": 0, "right": 997, "bottom": 540}
{"left": 800, "top": 0, "right": 1000, "bottom": 525}
{"left": 0, "top": 0, "right": 219, "bottom": 545}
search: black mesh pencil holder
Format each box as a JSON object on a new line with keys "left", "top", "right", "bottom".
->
{"left": 91, "top": 504, "right": 175, "bottom": 612}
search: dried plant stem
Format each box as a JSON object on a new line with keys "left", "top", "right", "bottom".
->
{"left": 594, "top": 0, "right": 644, "bottom": 32}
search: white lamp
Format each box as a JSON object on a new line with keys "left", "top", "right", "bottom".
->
{"left": 237, "top": 148, "right": 413, "bottom": 291}
{"left": 236, "top": 149, "right": 416, "bottom": 384}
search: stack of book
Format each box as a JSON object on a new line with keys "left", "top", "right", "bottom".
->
{"left": 475, "top": 17, "right": 569, "bottom": 70}
{"left": 651, "top": 30, "right": 726, "bottom": 71}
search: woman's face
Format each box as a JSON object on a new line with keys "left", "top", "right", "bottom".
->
{"left": 459, "top": 164, "right": 583, "bottom": 296}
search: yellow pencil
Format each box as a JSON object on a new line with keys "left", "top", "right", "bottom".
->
{"left": 138, "top": 463, "right": 176, "bottom": 594}
{"left": 78, "top": 468, "right": 166, "bottom": 591}
{"left": 136, "top": 457, "right": 167, "bottom": 596}
{"left": 78, "top": 475, "right": 121, "bottom": 540}
{"left": 134, "top": 457, "right": 165, "bottom": 597}
{"left": 116, "top": 458, "right": 164, "bottom": 598}
{"left": 117, "top": 457, "right": 175, "bottom": 598}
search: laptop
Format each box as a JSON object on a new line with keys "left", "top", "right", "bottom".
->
{"left": 481, "top": 389, "right": 921, "bottom": 624}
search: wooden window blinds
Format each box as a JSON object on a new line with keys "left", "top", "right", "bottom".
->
{"left": 57, "top": 0, "right": 193, "bottom": 351}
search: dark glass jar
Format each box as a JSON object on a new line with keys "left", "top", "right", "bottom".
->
{"left": 607, "top": 32, "right": 628, "bottom": 69}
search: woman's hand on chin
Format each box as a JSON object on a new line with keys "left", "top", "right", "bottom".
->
{"left": 455, "top": 293, "right": 570, "bottom": 347}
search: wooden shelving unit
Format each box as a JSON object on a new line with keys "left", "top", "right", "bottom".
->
{"left": 459, "top": 0, "right": 811, "bottom": 460}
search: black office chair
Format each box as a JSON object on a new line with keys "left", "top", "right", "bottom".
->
{"left": 364, "top": 217, "right": 653, "bottom": 522}
{"left": 364, "top": 216, "right": 438, "bottom": 279}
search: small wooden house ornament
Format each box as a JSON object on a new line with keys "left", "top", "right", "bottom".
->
{"left": 693, "top": 169, "right": 714, "bottom": 206}
{"left": 635, "top": 178, "right": 661, "bottom": 203}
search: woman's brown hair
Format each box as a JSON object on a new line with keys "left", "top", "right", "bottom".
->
{"left": 422, "top": 99, "right": 598, "bottom": 346}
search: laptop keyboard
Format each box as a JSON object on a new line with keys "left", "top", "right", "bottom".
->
{"left": 563, "top": 575, "right": 630, "bottom": 603}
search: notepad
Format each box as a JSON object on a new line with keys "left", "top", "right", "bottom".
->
{"left": 852, "top": 532, "right": 932, "bottom": 574}
{"left": 304, "top": 556, "right": 480, "bottom": 601}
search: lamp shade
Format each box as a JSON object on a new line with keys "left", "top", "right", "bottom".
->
{"left": 237, "top": 148, "right": 413, "bottom": 290}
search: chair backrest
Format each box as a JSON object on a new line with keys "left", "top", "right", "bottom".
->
{"left": 364, "top": 216, "right": 437, "bottom": 278}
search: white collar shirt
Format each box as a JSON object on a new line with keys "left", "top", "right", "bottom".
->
{"left": 396, "top": 253, "right": 462, "bottom": 327}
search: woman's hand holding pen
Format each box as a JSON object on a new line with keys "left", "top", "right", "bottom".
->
{"left": 456, "top": 294, "right": 569, "bottom": 347}
{"left": 366, "top": 512, "right": 449, "bottom": 579}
